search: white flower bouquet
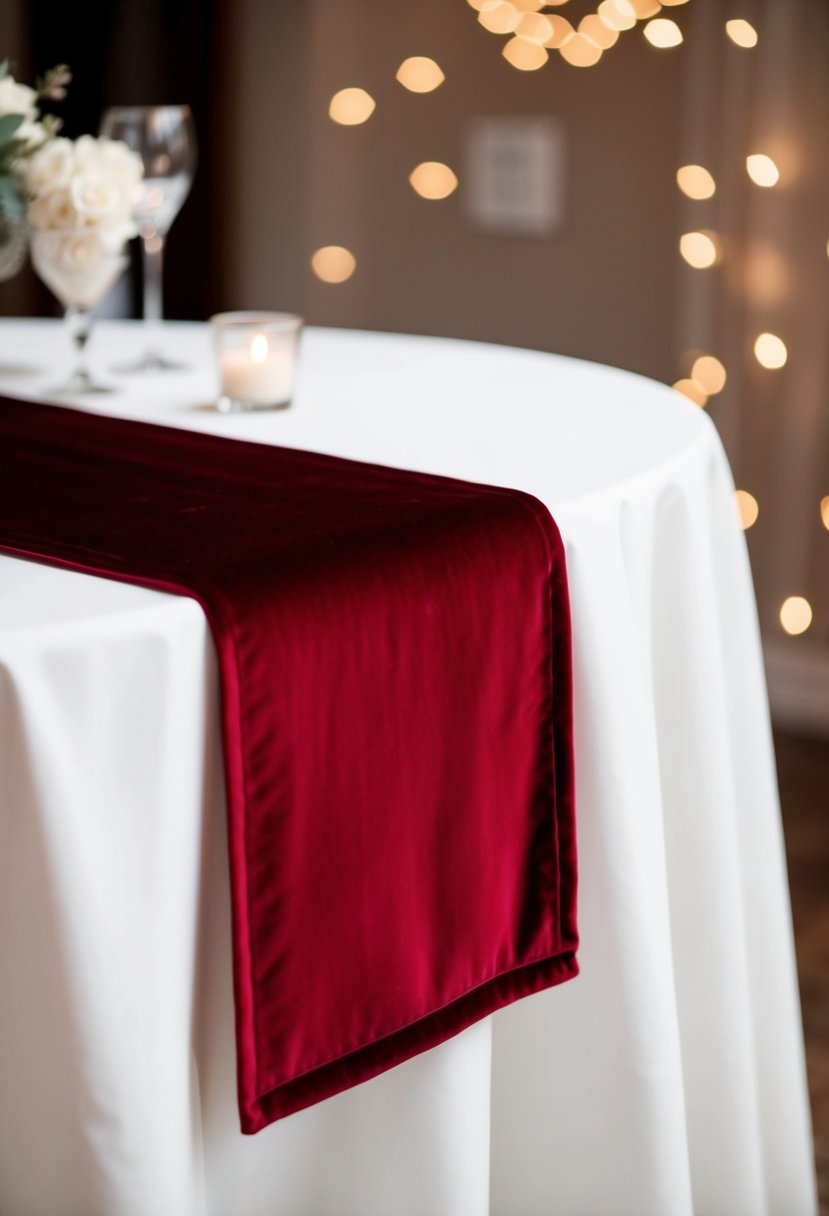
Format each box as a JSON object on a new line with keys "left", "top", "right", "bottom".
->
{"left": 0, "top": 59, "right": 68, "bottom": 279}
{"left": 26, "top": 134, "right": 143, "bottom": 308}
{"left": 25, "top": 132, "right": 144, "bottom": 393}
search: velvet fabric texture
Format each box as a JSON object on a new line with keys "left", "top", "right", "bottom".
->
{"left": 0, "top": 395, "right": 578, "bottom": 1132}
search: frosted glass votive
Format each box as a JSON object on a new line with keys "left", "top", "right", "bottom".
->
{"left": 210, "top": 312, "right": 303, "bottom": 412}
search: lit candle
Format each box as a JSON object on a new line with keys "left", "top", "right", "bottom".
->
{"left": 219, "top": 333, "right": 294, "bottom": 407}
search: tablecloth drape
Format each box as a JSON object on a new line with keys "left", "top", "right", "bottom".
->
{"left": 0, "top": 323, "right": 816, "bottom": 1216}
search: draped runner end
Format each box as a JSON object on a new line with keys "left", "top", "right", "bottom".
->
{"left": 0, "top": 395, "right": 578, "bottom": 1132}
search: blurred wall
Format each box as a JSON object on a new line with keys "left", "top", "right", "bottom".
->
{"left": 221, "top": 0, "right": 683, "bottom": 383}
{"left": 0, "top": 0, "right": 35, "bottom": 316}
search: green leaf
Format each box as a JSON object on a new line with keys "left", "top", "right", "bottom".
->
{"left": 0, "top": 113, "right": 25, "bottom": 144}
{"left": 0, "top": 175, "right": 25, "bottom": 220}
{"left": 0, "top": 60, "right": 8, "bottom": 80}
{"left": 0, "top": 136, "right": 34, "bottom": 166}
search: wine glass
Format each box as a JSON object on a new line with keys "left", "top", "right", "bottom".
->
{"left": 99, "top": 105, "right": 197, "bottom": 371}
{"left": 30, "top": 228, "right": 129, "bottom": 394}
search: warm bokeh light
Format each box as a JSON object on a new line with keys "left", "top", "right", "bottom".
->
{"left": 560, "top": 33, "right": 603, "bottom": 66}
{"left": 544, "top": 16, "right": 576, "bottom": 47}
{"left": 691, "top": 355, "right": 727, "bottom": 394}
{"left": 513, "top": 0, "right": 544, "bottom": 9}
{"left": 479, "top": 2, "right": 521, "bottom": 34}
{"left": 754, "top": 332, "right": 787, "bottom": 369}
{"left": 629, "top": 0, "right": 663, "bottom": 16}
{"left": 735, "top": 490, "right": 759, "bottom": 530}
{"left": 745, "top": 242, "right": 791, "bottom": 309}
{"left": 516, "top": 12, "right": 553, "bottom": 43}
{"left": 780, "top": 596, "right": 812, "bottom": 636}
{"left": 328, "top": 88, "right": 376, "bottom": 126}
{"left": 673, "top": 378, "right": 708, "bottom": 407}
{"left": 502, "top": 36, "right": 549, "bottom": 69}
{"left": 746, "top": 153, "right": 780, "bottom": 187}
{"left": 311, "top": 245, "right": 356, "bottom": 284}
{"left": 409, "top": 161, "right": 459, "bottom": 200}
{"left": 644, "top": 18, "right": 683, "bottom": 47}
{"left": 396, "top": 57, "right": 445, "bottom": 93}
{"left": 676, "top": 164, "right": 716, "bottom": 200}
{"left": 579, "top": 14, "right": 619, "bottom": 49}
{"left": 467, "top": 0, "right": 499, "bottom": 9}
{"left": 679, "top": 230, "right": 719, "bottom": 269}
{"left": 597, "top": 1, "right": 637, "bottom": 32}
{"left": 820, "top": 496, "right": 829, "bottom": 530}
{"left": 725, "top": 18, "right": 758, "bottom": 48}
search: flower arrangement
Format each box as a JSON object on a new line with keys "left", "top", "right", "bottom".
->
{"left": 0, "top": 58, "right": 69, "bottom": 277}
{"left": 26, "top": 134, "right": 143, "bottom": 296}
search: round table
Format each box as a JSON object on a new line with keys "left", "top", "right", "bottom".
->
{"left": 0, "top": 321, "right": 817, "bottom": 1216}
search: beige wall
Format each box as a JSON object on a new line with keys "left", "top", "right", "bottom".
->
{"left": 222, "top": 0, "right": 683, "bottom": 383}
{"left": 0, "top": 0, "right": 37, "bottom": 317}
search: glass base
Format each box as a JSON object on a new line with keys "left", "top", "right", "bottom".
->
{"left": 112, "top": 351, "right": 190, "bottom": 374}
{"left": 217, "top": 395, "right": 292, "bottom": 414}
{"left": 47, "top": 371, "right": 117, "bottom": 396}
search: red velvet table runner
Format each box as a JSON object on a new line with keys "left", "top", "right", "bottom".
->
{"left": 0, "top": 395, "right": 578, "bottom": 1132}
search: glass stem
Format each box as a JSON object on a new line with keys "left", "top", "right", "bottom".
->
{"left": 142, "top": 232, "right": 165, "bottom": 359}
{"left": 66, "top": 306, "right": 94, "bottom": 391}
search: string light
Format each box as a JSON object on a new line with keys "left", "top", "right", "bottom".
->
{"left": 560, "top": 34, "right": 604, "bottom": 66}
{"left": 469, "top": 0, "right": 688, "bottom": 68}
{"left": 821, "top": 496, "right": 829, "bottom": 530}
{"left": 676, "top": 164, "right": 716, "bottom": 199}
{"left": 691, "top": 354, "right": 727, "bottom": 394}
{"left": 597, "top": 1, "right": 637, "bottom": 32}
{"left": 311, "top": 246, "right": 356, "bottom": 284}
{"left": 746, "top": 153, "right": 780, "bottom": 187}
{"left": 409, "top": 162, "right": 458, "bottom": 199}
{"left": 516, "top": 12, "right": 554, "bottom": 43}
{"left": 396, "top": 57, "right": 445, "bottom": 92}
{"left": 754, "top": 332, "right": 787, "bottom": 369}
{"left": 735, "top": 490, "right": 759, "bottom": 530}
{"left": 579, "top": 15, "right": 619, "bottom": 49}
{"left": 479, "top": 2, "right": 521, "bottom": 34}
{"left": 502, "top": 36, "right": 549, "bottom": 68}
{"left": 679, "top": 230, "right": 719, "bottom": 268}
{"left": 673, "top": 378, "right": 708, "bottom": 406}
{"left": 780, "top": 596, "right": 812, "bottom": 636}
{"left": 544, "top": 16, "right": 576, "bottom": 47}
{"left": 644, "top": 18, "right": 683, "bottom": 46}
{"left": 725, "top": 18, "right": 758, "bottom": 48}
{"left": 328, "top": 88, "right": 376, "bottom": 126}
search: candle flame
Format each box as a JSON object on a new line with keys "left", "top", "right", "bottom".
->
{"left": 250, "top": 334, "right": 269, "bottom": 363}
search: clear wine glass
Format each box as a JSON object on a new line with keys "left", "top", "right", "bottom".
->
{"left": 99, "top": 105, "right": 197, "bottom": 371}
{"left": 30, "top": 228, "right": 129, "bottom": 394}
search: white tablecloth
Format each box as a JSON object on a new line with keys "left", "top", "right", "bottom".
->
{"left": 0, "top": 320, "right": 817, "bottom": 1216}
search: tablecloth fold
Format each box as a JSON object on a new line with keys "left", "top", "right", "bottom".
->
{"left": 0, "top": 395, "right": 578, "bottom": 1131}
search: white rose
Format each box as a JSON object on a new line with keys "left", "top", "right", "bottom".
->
{"left": 70, "top": 170, "right": 130, "bottom": 224}
{"left": 24, "top": 137, "right": 74, "bottom": 195}
{"left": 31, "top": 226, "right": 126, "bottom": 309}
{"left": 72, "top": 134, "right": 105, "bottom": 171}
{"left": 0, "top": 77, "right": 37, "bottom": 121}
{"left": 98, "top": 139, "right": 143, "bottom": 190}
{"left": 56, "top": 230, "right": 110, "bottom": 273}
{"left": 28, "top": 184, "right": 83, "bottom": 230}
